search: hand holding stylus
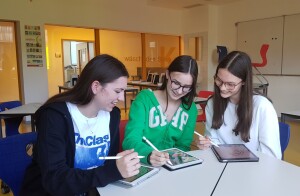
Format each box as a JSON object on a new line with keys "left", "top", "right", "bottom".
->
{"left": 143, "top": 136, "right": 173, "bottom": 167}
{"left": 194, "top": 131, "right": 219, "bottom": 150}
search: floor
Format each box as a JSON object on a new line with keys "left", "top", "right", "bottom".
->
{"left": 1, "top": 105, "right": 299, "bottom": 196}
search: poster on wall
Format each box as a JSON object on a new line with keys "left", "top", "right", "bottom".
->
{"left": 25, "top": 25, "right": 43, "bottom": 67}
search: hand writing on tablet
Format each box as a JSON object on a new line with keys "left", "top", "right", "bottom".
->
{"left": 149, "top": 150, "right": 171, "bottom": 167}
{"left": 116, "top": 149, "right": 141, "bottom": 178}
{"left": 196, "top": 136, "right": 212, "bottom": 150}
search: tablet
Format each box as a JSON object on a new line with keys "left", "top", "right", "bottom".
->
{"left": 211, "top": 144, "right": 259, "bottom": 163}
{"left": 118, "top": 165, "right": 159, "bottom": 187}
{"left": 162, "top": 148, "right": 203, "bottom": 171}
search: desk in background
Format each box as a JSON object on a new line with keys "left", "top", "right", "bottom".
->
{"left": 253, "top": 83, "right": 268, "bottom": 96}
{"left": 124, "top": 87, "right": 139, "bottom": 112}
{"left": 0, "top": 103, "right": 42, "bottom": 138}
{"left": 58, "top": 85, "right": 71, "bottom": 93}
{"left": 127, "top": 81, "right": 161, "bottom": 91}
{"left": 58, "top": 85, "right": 139, "bottom": 113}
{"left": 97, "top": 149, "right": 300, "bottom": 196}
{"left": 194, "top": 97, "right": 208, "bottom": 104}
{"left": 281, "top": 111, "right": 300, "bottom": 123}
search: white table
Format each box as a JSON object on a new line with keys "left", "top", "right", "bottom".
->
{"left": 212, "top": 152, "right": 300, "bottom": 196}
{"left": 97, "top": 149, "right": 226, "bottom": 196}
{"left": 0, "top": 103, "right": 42, "bottom": 137}
{"left": 97, "top": 149, "right": 300, "bottom": 196}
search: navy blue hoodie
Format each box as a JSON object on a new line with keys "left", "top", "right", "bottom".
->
{"left": 21, "top": 102, "right": 123, "bottom": 196}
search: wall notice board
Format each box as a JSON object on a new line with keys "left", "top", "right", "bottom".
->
{"left": 237, "top": 14, "right": 300, "bottom": 75}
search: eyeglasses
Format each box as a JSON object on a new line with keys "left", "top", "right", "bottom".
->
{"left": 214, "top": 76, "right": 242, "bottom": 90}
{"left": 169, "top": 74, "right": 192, "bottom": 93}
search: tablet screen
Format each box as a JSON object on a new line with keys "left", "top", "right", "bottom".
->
{"left": 212, "top": 144, "right": 259, "bottom": 162}
{"left": 122, "top": 166, "right": 154, "bottom": 183}
{"left": 166, "top": 148, "right": 199, "bottom": 165}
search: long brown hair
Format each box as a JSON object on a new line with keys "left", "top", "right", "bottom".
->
{"left": 159, "top": 55, "right": 198, "bottom": 110}
{"left": 45, "top": 54, "right": 129, "bottom": 106}
{"left": 212, "top": 51, "right": 253, "bottom": 142}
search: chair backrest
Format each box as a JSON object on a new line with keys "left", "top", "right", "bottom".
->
{"left": 0, "top": 100, "right": 23, "bottom": 136}
{"left": 197, "top": 91, "right": 214, "bottom": 122}
{"left": 252, "top": 44, "right": 269, "bottom": 67}
{"left": 0, "top": 132, "right": 37, "bottom": 196}
{"left": 217, "top": 45, "right": 228, "bottom": 63}
{"left": 279, "top": 122, "right": 291, "bottom": 159}
{"left": 198, "top": 91, "right": 214, "bottom": 109}
{"left": 119, "top": 120, "right": 128, "bottom": 152}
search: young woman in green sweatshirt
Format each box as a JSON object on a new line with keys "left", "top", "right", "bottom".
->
{"left": 123, "top": 55, "right": 199, "bottom": 167}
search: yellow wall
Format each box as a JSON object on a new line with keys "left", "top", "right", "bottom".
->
{"left": 99, "top": 30, "right": 141, "bottom": 78}
{"left": 145, "top": 34, "right": 180, "bottom": 68}
{"left": 45, "top": 25, "right": 94, "bottom": 97}
{"left": 99, "top": 30, "right": 180, "bottom": 80}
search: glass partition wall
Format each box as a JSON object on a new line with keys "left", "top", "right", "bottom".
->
{"left": 0, "top": 21, "right": 20, "bottom": 102}
{"left": 99, "top": 30, "right": 180, "bottom": 81}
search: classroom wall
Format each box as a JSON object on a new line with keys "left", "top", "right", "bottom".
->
{"left": 0, "top": 0, "right": 182, "bottom": 104}
{"left": 213, "top": 0, "right": 300, "bottom": 115}
{"left": 182, "top": 6, "right": 210, "bottom": 91}
{"left": 1, "top": 0, "right": 300, "bottom": 115}
{"left": 45, "top": 25, "right": 94, "bottom": 97}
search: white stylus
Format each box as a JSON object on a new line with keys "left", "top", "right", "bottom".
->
{"left": 194, "top": 131, "right": 220, "bottom": 147}
{"left": 99, "top": 156, "right": 144, "bottom": 160}
{"left": 143, "top": 136, "right": 173, "bottom": 165}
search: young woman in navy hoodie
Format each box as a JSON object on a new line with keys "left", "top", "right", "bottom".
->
{"left": 21, "top": 54, "right": 141, "bottom": 196}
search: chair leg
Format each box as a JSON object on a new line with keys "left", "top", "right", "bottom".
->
{"left": 1, "top": 181, "right": 10, "bottom": 194}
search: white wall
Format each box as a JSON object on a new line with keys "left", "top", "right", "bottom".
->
{"left": 182, "top": 6, "right": 209, "bottom": 91}
{"left": 213, "top": 0, "right": 300, "bottom": 115}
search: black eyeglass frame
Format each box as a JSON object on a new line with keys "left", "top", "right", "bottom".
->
{"left": 168, "top": 74, "right": 192, "bottom": 93}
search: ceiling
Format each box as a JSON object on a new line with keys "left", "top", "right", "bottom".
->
{"left": 147, "top": 0, "right": 240, "bottom": 9}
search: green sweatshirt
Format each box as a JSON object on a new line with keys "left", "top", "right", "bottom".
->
{"left": 122, "top": 89, "right": 197, "bottom": 164}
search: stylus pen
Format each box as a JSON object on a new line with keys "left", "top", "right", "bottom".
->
{"left": 194, "top": 131, "right": 220, "bottom": 147}
{"left": 99, "top": 156, "right": 145, "bottom": 160}
{"left": 142, "top": 136, "right": 173, "bottom": 165}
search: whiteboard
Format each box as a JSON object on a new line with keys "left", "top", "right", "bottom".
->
{"left": 282, "top": 14, "right": 300, "bottom": 75}
{"left": 237, "top": 17, "right": 284, "bottom": 75}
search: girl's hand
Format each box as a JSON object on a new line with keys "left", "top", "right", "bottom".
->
{"left": 116, "top": 149, "right": 141, "bottom": 178}
{"left": 148, "top": 150, "right": 170, "bottom": 167}
{"left": 197, "top": 135, "right": 211, "bottom": 150}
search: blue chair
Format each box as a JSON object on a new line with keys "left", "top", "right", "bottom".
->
{"left": 0, "top": 101, "right": 23, "bottom": 136}
{"left": 0, "top": 132, "right": 37, "bottom": 196}
{"left": 279, "top": 122, "right": 291, "bottom": 160}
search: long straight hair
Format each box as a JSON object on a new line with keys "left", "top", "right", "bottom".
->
{"left": 159, "top": 55, "right": 198, "bottom": 110}
{"left": 212, "top": 51, "right": 253, "bottom": 142}
{"left": 45, "top": 54, "right": 129, "bottom": 106}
